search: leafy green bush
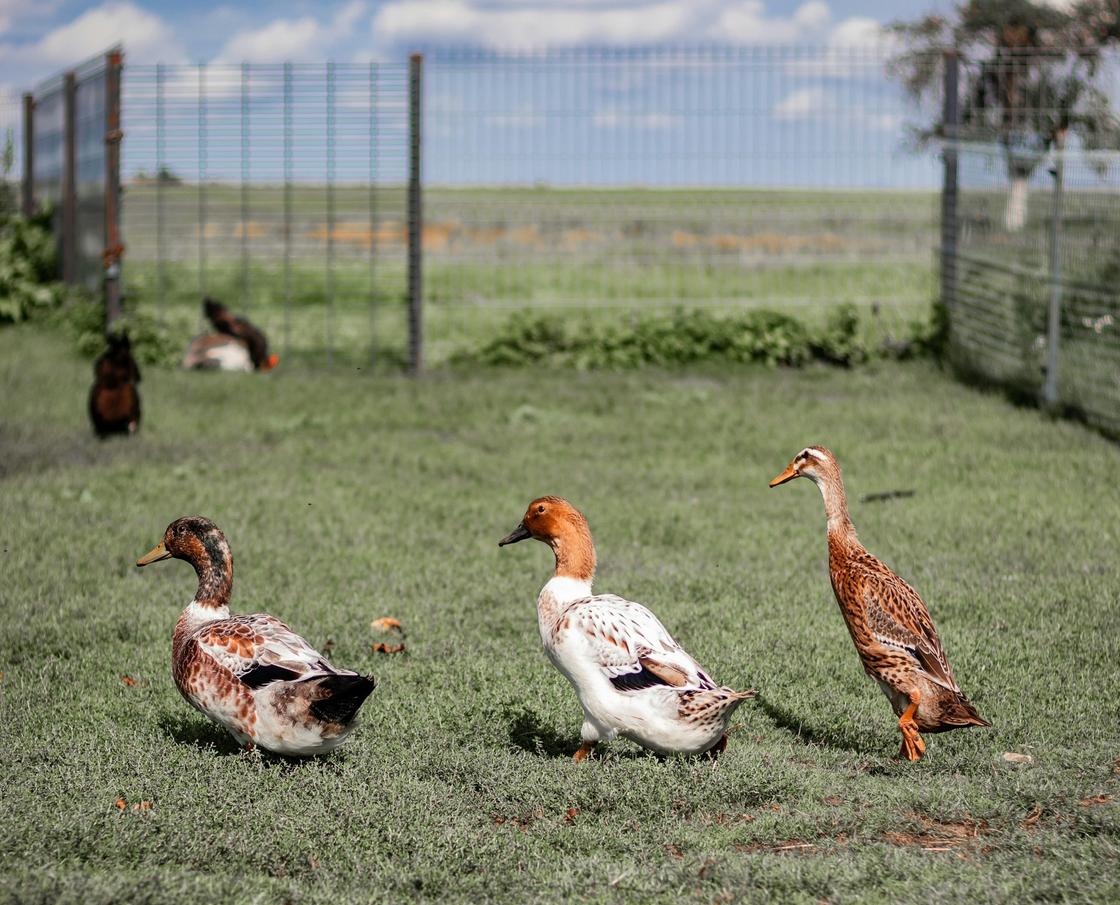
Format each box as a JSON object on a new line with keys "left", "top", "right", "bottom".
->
{"left": 0, "top": 209, "right": 67, "bottom": 325}
{"left": 457, "top": 306, "right": 856, "bottom": 369}
{"left": 50, "top": 297, "right": 180, "bottom": 367}
{"left": 810, "top": 303, "right": 865, "bottom": 366}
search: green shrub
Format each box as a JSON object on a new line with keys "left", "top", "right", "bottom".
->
{"left": 50, "top": 297, "right": 180, "bottom": 368}
{"left": 0, "top": 209, "right": 67, "bottom": 325}
{"left": 457, "top": 306, "right": 860, "bottom": 369}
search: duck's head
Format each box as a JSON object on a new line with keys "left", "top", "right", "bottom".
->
{"left": 769, "top": 445, "right": 840, "bottom": 488}
{"left": 137, "top": 516, "right": 229, "bottom": 570}
{"left": 499, "top": 496, "right": 596, "bottom": 582}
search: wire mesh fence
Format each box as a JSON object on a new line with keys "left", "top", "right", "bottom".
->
{"left": 0, "top": 90, "right": 21, "bottom": 213}
{"left": 422, "top": 46, "right": 939, "bottom": 362}
{"left": 121, "top": 62, "right": 411, "bottom": 368}
{"left": 942, "top": 49, "right": 1120, "bottom": 437}
{"left": 110, "top": 45, "right": 939, "bottom": 368}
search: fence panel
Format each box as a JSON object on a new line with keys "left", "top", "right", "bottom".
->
{"left": 121, "top": 62, "right": 411, "bottom": 368}
{"left": 0, "top": 90, "right": 21, "bottom": 213}
{"left": 943, "top": 48, "right": 1120, "bottom": 437}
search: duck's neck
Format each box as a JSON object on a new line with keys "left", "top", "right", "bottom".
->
{"left": 811, "top": 470, "right": 857, "bottom": 541}
{"left": 184, "top": 536, "right": 233, "bottom": 615}
{"left": 538, "top": 525, "right": 596, "bottom": 623}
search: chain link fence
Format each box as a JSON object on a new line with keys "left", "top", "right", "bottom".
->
{"left": 941, "top": 49, "right": 1120, "bottom": 437}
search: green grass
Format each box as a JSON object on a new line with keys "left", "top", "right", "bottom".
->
{"left": 1, "top": 326, "right": 1118, "bottom": 904}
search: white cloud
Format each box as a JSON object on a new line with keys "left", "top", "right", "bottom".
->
{"left": 773, "top": 86, "right": 825, "bottom": 120}
{"left": 707, "top": 1, "right": 831, "bottom": 44}
{"left": 31, "top": 1, "right": 186, "bottom": 65}
{"left": 828, "top": 16, "right": 887, "bottom": 50}
{"left": 594, "top": 109, "right": 681, "bottom": 129}
{"left": 213, "top": 1, "right": 368, "bottom": 63}
{"left": 374, "top": 0, "right": 700, "bottom": 48}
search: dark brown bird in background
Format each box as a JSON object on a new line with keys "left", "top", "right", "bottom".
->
{"left": 769, "top": 446, "right": 989, "bottom": 761}
{"left": 203, "top": 297, "right": 278, "bottom": 371}
{"left": 89, "top": 331, "right": 141, "bottom": 438}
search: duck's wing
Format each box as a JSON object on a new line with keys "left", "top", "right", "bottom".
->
{"left": 195, "top": 614, "right": 334, "bottom": 689}
{"left": 562, "top": 594, "right": 716, "bottom": 692}
{"left": 853, "top": 556, "right": 959, "bottom": 691}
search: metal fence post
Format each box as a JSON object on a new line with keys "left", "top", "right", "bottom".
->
{"left": 407, "top": 52, "right": 423, "bottom": 376}
{"left": 21, "top": 93, "right": 34, "bottom": 216}
{"left": 62, "top": 71, "right": 77, "bottom": 285}
{"left": 104, "top": 48, "right": 124, "bottom": 325}
{"left": 939, "top": 50, "right": 959, "bottom": 317}
{"left": 1042, "top": 133, "right": 1065, "bottom": 408}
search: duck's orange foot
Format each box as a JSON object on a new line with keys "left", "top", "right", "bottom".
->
{"left": 705, "top": 735, "right": 729, "bottom": 760}
{"left": 897, "top": 725, "right": 925, "bottom": 761}
{"left": 572, "top": 742, "right": 595, "bottom": 763}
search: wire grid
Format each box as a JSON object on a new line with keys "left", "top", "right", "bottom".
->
{"left": 0, "top": 91, "right": 21, "bottom": 210}
{"left": 422, "top": 45, "right": 938, "bottom": 348}
{"left": 121, "top": 62, "right": 410, "bottom": 367}
{"left": 945, "top": 48, "right": 1120, "bottom": 436}
{"left": 26, "top": 52, "right": 111, "bottom": 291}
{"left": 950, "top": 144, "right": 1120, "bottom": 434}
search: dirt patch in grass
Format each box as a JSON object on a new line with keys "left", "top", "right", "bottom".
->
{"left": 882, "top": 814, "right": 990, "bottom": 853}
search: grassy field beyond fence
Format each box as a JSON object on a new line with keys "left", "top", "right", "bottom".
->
{"left": 1, "top": 326, "right": 1117, "bottom": 904}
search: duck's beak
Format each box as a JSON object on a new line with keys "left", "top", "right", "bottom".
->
{"left": 498, "top": 523, "right": 532, "bottom": 547}
{"left": 136, "top": 540, "right": 172, "bottom": 567}
{"left": 769, "top": 464, "right": 800, "bottom": 488}
{"left": 263, "top": 354, "right": 279, "bottom": 371}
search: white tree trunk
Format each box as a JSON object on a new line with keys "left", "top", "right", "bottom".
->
{"left": 1004, "top": 175, "right": 1029, "bottom": 232}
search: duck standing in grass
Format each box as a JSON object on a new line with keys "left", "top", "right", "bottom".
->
{"left": 182, "top": 297, "right": 279, "bottom": 372}
{"left": 88, "top": 331, "right": 141, "bottom": 437}
{"left": 137, "top": 517, "right": 374, "bottom": 755}
{"left": 769, "top": 446, "right": 989, "bottom": 760}
{"left": 500, "top": 497, "right": 754, "bottom": 760}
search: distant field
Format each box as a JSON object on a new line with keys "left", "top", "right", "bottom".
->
{"left": 1, "top": 326, "right": 1118, "bottom": 904}
{"left": 121, "top": 184, "right": 938, "bottom": 365}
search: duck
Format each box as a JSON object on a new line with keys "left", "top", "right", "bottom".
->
{"left": 89, "top": 331, "right": 141, "bottom": 437}
{"left": 769, "top": 446, "right": 990, "bottom": 760}
{"left": 136, "top": 516, "right": 374, "bottom": 756}
{"left": 182, "top": 297, "right": 279, "bottom": 372}
{"left": 499, "top": 496, "right": 754, "bottom": 760}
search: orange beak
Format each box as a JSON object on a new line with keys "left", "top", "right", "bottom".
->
{"left": 769, "top": 464, "right": 800, "bottom": 487}
{"left": 262, "top": 354, "right": 279, "bottom": 372}
{"left": 136, "top": 540, "right": 172, "bottom": 567}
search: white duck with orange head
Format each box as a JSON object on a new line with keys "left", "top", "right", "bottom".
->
{"left": 500, "top": 496, "right": 754, "bottom": 760}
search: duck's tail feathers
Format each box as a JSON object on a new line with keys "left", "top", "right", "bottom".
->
{"left": 943, "top": 692, "right": 991, "bottom": 729}
{"left": 308, "top": 672, "right": 377, "bottom": 725}
{"left": 678, "top": 686, "right": 757, "bottom": 721}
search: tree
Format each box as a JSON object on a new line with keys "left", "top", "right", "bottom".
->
{"left": 888, "top": 0, "right": 1120, "bottom": 231}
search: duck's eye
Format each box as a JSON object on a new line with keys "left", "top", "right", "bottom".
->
{"left": 537, "top": 505, "right": 545, "bottom": 514}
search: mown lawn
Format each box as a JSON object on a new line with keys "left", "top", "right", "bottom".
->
{"left": 1, "top": 326, "right": 1117, "bottom": 904}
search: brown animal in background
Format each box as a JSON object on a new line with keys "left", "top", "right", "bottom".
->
{"left": 203, "top": 297, "right": 278, "bottom": 371}
{"left": 769, "top": 446, "right": 990, "bottom": 761}
{"left": 89, "top": 332, "right": 141, "bottom": 437}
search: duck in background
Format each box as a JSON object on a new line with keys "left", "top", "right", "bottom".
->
{"left": 182, "top": 297, "right": 279, "bottom": 372}
{"left": 136, "top": 516, "right": 376, "bottom": 756}
{"left": 769, "top": 446, "right": 990, "bottom": 760}
{"left": 89, "top": 331, "right": 141, "bottom": 437}
{"left": 500, "top": 496, "right": 754, "bottom": 760}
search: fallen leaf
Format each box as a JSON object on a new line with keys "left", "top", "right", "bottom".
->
{"left": 822, "top": 795, "right": 844, "bottom": 807}
{"left": 1000, "top": 752, "right": 1033, "bottom": 765}
{"left": 1022, "top": 805, "right": 1042, "bottom": 827}
{"left": 371, "top": 642, "right": 406, "bottom": 654}
{"left": 564, "top": 807, "right": 579, "bottom": 824}
{"left": 370, "top": 617, "right": 404, "bottom": 635}
{"left": 1079, "top": 794, "right": 1113, "bottom": 808}
{"left": 114, "top": 798, "right": 127, "bottom": 811}
{"left": 120, "top": 675, "right": 137, "bottom": 687}
{"left": 132, "top": 801, "right": 152, "bottom": 811}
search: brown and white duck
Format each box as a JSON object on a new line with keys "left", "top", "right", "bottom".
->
{"left": 769, "top": 446, "right": 990, "bottom": 760}
{"left": 182, "top": 297, "right": 278, "bottom": 372}
{"left": 137, "top": 516, "right": 374, "bottom": 755}
{"left": 499, "top": 496, "right": 754, "bottom": 760}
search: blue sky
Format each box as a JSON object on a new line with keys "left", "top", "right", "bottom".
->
{"left": 0, "top": 1, "right": 964, "bottom": 187}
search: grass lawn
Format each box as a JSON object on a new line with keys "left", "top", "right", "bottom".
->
{"left": 1, "top": 326, "right": 1118, "bottom": 904}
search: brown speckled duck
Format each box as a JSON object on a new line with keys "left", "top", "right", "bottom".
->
{"left": 769, "top": 447, "right": 989, "bottom": 761}
{"left": 137, "top": 517, "right": 374, "bottom": 756}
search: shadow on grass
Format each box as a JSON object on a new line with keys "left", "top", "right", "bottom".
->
{"left": 506, "top": 707, "right": 578, "bottom": 759}
{"left": 157, "top": 712, "right": 323, "bottom": 771}
{"left": 755, "top": 693, "right": 877, "bottom": 755}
